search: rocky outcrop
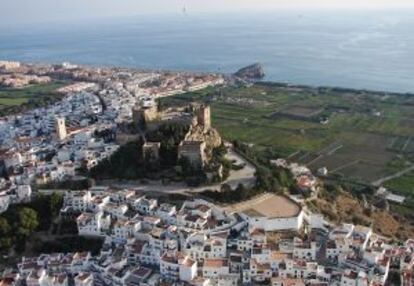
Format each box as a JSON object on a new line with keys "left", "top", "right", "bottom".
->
{"left": 184, "top": 125, "right": 222, "bottom": 161}
{"left": 185, "top": 125, "right": 222, "bottom": 150}
{"left": 234, "top": 63, "right": 265, "bottom": 80}
{"left": 203, "top": 128, "right": 222, "bottom": 150}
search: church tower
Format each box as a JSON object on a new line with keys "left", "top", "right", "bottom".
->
{"left": 55, "top": 117, "right": 67, "bottom": 141}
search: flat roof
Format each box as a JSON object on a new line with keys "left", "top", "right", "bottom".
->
{"left": 203, "top": 258, "right": 228, "bottom": 268}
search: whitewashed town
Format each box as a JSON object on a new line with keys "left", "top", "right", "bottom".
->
{"left": 2, "top": 187, "right": 414, "bottom": 286}
{"left": 0, "top": 60, "right": 413, "bottom": 286}
{"left": 0, "top": 60, "right": 225, "bottom": 213}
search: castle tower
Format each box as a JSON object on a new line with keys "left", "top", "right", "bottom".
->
{"left": 55, "top": 117, "right": 67, "bottom": 141}
{"left": 132, "top": 104, "right": 144, "bottom": 125}
{"left": 178, "top": 141, "right": 207, "bottom": 169}
{"left": 132, "top": 101, "right": 159, "bottom": 129}
{"left": 197, "top": 105, "right": 211, "bottom": 129}
{"left": 142, "top": 142, "right": 161, "bottom": 162}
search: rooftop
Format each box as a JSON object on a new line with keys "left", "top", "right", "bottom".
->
{"left": 203, "top": 258, "right": 228, "bottom": 268}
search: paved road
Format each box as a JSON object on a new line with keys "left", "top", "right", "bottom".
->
{"left": 98, "top": 147, "right": 257, "bottom": 194}
{"left": 371, "top": 164, "right": 414, "bottom": 187}
{"left": 224, "top": 148, "right": 256, "bottom": 189}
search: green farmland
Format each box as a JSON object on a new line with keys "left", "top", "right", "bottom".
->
{"left": 385, "top": 171, "right": 414, "bottom": 197}
{"left": 161, "top": 83, "right": 414, "bottom": 195}
{"left": 0, "top": 82, "right": 66, "bottom": 116}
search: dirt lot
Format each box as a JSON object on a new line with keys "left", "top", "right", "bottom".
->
{"left": 224, "top": 193, "right": 301, "bottom": 218}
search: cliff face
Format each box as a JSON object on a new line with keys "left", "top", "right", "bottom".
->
{"left": 235, "top": 63, "right": 265, "bottom": 80}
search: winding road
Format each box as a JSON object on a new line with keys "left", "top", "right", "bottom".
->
{"left": 97, "top": 146, "right": 257, "bottom": 195}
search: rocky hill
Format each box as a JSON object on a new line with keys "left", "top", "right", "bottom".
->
{"left": 234, "top": 63, "right": 265, "bottom": 80}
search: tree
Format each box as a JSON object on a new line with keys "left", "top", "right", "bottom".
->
{"left": 179, "top": 156, "right": 192, "bottom": 176}
{"left": 213, "top": 144, "right": 227, "bottom": 159}
{"left": 276, "top": 168, "right": 293, "bottom": 188}
{"left": 90, "top": 140, "right": 144, "bottom": 179}
{"left": 0, "top": 217, "right": 12, "bottom": 251}
{"left": 236, "top": 183, "right": 248, "bottom": 200}
{"left": 0, "top": 217, "right": 10, "bottom": 235}
{"left": 29, "top": 194, "right": 52, "bottom": 230}
{"left": 256, "top": 166, "right": 272, "bottom": 191}
{"left": 50, "top": 193, "right": 63, "bottom": 218}
{"left": 387, "top": 270, "right": 401, "bottom": 286}
{"left": 17, "top": 208, "right": 39, "bottom": 237}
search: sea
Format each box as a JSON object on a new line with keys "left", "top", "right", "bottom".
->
{"left": 0, "top": 10, "right": 414, "bottom": 93}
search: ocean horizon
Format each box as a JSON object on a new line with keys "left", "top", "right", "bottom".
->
{"left": 1, "top": 10, "right": 414, "bottom": 93}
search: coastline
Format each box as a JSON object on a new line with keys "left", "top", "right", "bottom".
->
{"left": 2, "top": 59, "right": 414, "bottom": 97}
{"left": 1, "top": 10, "right": 414, "bottom": 93}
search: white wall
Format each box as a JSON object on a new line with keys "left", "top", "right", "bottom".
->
{"left": 242, "top": 211, "right": 304, "bottom": 231}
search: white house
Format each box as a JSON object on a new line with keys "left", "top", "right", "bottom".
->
{"left": 156, "top": 203, "right": 177, "bottom": 225}
{"left": 26, "top": 268, "right": 46, "bottom": 286}
{"left": 64, "top": 191, "right": 92, "bottom": 212}
{"left": 326, "top": 238, "right": 351, "bottom": 261}
{"left": 202, "top": 258, "right": 229, "bottom": 279}
{"left": 179, "top": 256, "right": 197, "bottom": 282}
{"left": 76, "top": 211, "right": 111, "bottom": 236}
{"left": 74, "top": 272, "right": 94, "bottom": 286}
{"left": 132, "top": 196, "right": 158, "bottom": 215}
{"left": 103, "top": 203, "right": 128, "bottom": 219}
{"left": 0, "top": 195, "right": 10, "bottom": 213}
{"left": 112, "top": 219, "right": 141, "bottom": 240}
{"left": 293, "top": 237, "right": 318, "bottom": 261}
{"left": 340, "top": 270, "right": 368, "bottom": 286}
{"left": 40, "top": 272, "right": 68, "bottom": 286}
{"left": 160, "top": 252, "right": 182, "bottom": 281}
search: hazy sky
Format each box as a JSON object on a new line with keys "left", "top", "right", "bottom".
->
{"left": 1, "top": 0, "right": 414, "bottom": 25}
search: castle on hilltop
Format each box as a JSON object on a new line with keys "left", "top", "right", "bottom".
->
{"left": 132, "top": 100, "right": 211, "bottom": 131}
{"left": 133, "top": 100, "right": 221, "bottom": 168}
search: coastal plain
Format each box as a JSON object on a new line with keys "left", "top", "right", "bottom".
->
{"left": 161, "top": 83, "right": 414, "bottom": 196}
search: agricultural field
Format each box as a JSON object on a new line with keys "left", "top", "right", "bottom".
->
{"left": 161, "top": 83, "right": 414, "bottom": 193}
{"left": 388, "top": 136, "right": 414, "bottom": 153}
{"left": 0, "top": 82, "right": 66, "bottom": 116}
{"left": 385, "top": 171, "right": 414, "bottom": 197}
